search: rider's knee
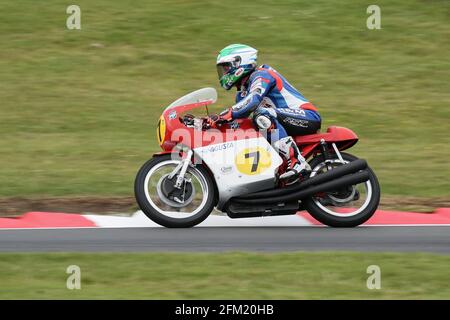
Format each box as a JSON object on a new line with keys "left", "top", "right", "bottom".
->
{"left": 252, "top": 107, "right": 276, "bottom": 130}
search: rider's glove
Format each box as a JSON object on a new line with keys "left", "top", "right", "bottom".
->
{"left": 219, "top": 108, "right": 233, "bottom": 121}
{"left": 206, "top": 108, "right": 233, "bottom": 128}
{"left": 205, "top": 114, "right": 220, "bottom": 129}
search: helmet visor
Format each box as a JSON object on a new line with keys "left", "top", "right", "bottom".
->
{"left": 216, "top": 62, "right": 232, "bottom": 79}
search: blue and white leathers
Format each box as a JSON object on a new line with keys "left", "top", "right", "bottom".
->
{"left": 231, "top": 65, "right": 321, "bottom": 142}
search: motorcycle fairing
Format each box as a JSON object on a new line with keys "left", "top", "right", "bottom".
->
{"left": 193, "top": 137, "right": 282, "bottom": 209}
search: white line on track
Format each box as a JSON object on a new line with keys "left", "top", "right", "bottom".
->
{"left": 1, "top": 224, "right": 450, "bottom": 231}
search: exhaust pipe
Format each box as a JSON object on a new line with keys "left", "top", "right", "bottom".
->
{"left": 233, "top": 170, "right": 370, "bottom": 205}
{"left": 239, "top": 159, "right": 368, "bottom": 200}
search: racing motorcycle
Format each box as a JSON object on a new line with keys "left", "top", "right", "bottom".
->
{"left": 135, "top": 88, "right": 380, "bottom": 228}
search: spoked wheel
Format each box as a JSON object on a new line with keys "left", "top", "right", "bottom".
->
{"left": 134, "top": 154, "right": 216, "bottom": 228}
{"left": 303, "top": 152, "right": 380, "bottom": 227}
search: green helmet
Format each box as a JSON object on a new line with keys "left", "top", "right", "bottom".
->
{"left": 216, "top": 44, "right": 258, "bottom": 90}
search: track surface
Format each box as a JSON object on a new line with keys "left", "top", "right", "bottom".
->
{"left": 0, "top": 226, "right": 449, "bottom": 253}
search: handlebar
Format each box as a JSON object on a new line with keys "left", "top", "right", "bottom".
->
{"left": 181, "top": 114, "right": 229, "bottom": 130}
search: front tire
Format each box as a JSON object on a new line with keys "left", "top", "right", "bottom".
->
{"left": 303, "top": 152, "right": 380, "bottom": 227}
{"left": 134, "top": 154, "right": 216, "bottom": 228}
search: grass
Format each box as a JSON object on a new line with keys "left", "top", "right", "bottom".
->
{"left": 0, "top": 251, "right": 449, "bottom": 299}
{"left": 0, "top": 0, "right": 449, "bottom": 198}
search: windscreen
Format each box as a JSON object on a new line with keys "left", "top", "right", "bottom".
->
{"left": 166, "top": 87, "right": 218, "bottom": 110}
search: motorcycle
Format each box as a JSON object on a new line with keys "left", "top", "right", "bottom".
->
{"left": 135, "top": 88, "right": 380, "bottom": 228}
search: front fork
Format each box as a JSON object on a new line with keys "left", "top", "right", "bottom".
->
{"left": 168, "top": 149, "right": 193, "bottom": 189}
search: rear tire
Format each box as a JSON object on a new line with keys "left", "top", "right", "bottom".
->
{"left": 303, "top": 152, "right": 380, "bottom": 227}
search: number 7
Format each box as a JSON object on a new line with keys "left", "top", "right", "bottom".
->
{"left": 245, "top": 151, "right": 260, "bottom": 173}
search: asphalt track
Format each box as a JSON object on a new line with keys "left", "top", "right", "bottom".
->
{"left": 0, "top": 226, "right": 449, "bottom": 253}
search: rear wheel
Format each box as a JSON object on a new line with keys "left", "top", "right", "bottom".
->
{"left": 303, "top": 152, "right": 380, "bottom": 227}
{"left": 134, "top": 154, "right": 216, "bottom": 228}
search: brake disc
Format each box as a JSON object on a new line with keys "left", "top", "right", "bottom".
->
{"left": 329, "top": 186, "right": 357, "bottom": 203}
{"left": 156, "top": 174, "right": 195, "bottom": 208}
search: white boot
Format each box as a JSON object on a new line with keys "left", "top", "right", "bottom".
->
{"left": 274, "top": 136, "right": 311, "bottom": 181}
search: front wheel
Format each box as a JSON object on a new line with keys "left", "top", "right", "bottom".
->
{"left": 303, "top": 152, "right": 380, "bottom": 227}
{"left": 134, "top": 154, "right": 216, "bottom": 228}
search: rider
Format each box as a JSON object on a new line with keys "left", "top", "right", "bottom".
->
{"left": 214, "top": 44, "right": 322, "bottom": 181}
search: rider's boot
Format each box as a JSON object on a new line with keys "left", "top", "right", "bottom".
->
{"left": 274, "top": 136, "right": 311, "bottom": 181}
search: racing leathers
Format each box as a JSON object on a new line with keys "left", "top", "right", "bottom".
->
{"left": 225, "top": 65, "right": 322, "bottom": 180}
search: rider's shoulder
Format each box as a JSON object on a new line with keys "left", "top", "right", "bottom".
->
{"left": 249, "top": 65, "right": 275, "bottom": 83}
